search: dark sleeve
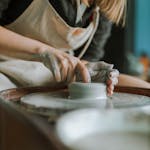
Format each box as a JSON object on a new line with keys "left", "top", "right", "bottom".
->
{"left": 50, "top": 0, "right": 76, "bottom": 26}
{"left": 82, "top": 14, "right": 112, "bottom": 62}
{"left": 0, "top": 0, "right": 10, "bottom": 24}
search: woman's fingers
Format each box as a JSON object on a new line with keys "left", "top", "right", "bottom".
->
{"left": 63, "top": 54, "right": 91, "bottom": 83}
{"left": 107, "top": 69, "right": 119, "bottom": 86}
{"left": 106, "top": 74, "right": 119, "bottom": 96}
{"left": 59, "top": 54, "right": 76, "bottom": 82}
{"left": 66, "top": 64, "right": 75, "bottom": 83}
{"left": 41, "top": 50, "right": 91, "bottom": 83}
{"left": 66, "top": 59, "right": 76, "bottom": 83}
{"left": 48, "top": 54, "right": 61, "bottom": 82}
{"left": 60, "top": 58, "right": 68, "bottom": 81}
{"left": 107, "top": 76, "right": 118, "bottom": 86}
{"left": 40, "top": 52, "right": 61, "bottom": 82}
{"left": 50, "top": 52, "right": 75, "bottom": 82}
{"left": 109, "top": 69, "right": 119, "bottom": 78}
{"left": 76, "top": 61, "right": 91, "bottom": 83}
{"left": 106, "top": 70, "right": 119, "bottom": 96}
{"left": 107, "top": 84, "right": 114, "bottom": 96}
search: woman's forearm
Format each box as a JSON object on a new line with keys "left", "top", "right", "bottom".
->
{"left": 0, "top": 26, "right": 49, "bottom": 59}
{"left": 118, "top": 74, "right": 150, "bottom": 89}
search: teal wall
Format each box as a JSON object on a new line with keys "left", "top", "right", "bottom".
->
{"left": 135, "top": 0, "right": 150, "bottom": 56}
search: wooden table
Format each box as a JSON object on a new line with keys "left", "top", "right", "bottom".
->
{"left": 0, "top": 86, "right": 67, "bottom": 150}
{"left": 0, "top": 86, "right": 150, "bottom": 150}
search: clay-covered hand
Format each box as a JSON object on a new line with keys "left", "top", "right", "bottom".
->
{"left": 87, "top": 61, "right": 119, "bottom": 96}
{"left": 39, "top": 48, "right": 91, "bottom": 83}
{"left": 77, "top": 61, "right": 119, "bottom": 96}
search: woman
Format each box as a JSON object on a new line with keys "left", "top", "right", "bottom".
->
{"left": 0, "top": 0, "right": 149, "bottom": 94}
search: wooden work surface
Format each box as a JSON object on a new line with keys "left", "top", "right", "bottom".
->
{"left": 0, "top": 86, "right": 67, "bottom": 150}
{"left": 0, "top": 86, "right": 150, "bottom": 150}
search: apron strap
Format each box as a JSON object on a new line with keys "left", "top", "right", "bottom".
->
{"left": 78, "top": 6, "right": 100, "bottom": 59}
{"left": 76, "top": 0, "right": 87, "bottom": 24}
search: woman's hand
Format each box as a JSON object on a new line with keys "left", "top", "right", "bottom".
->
{"left": 39, "top": 48, "right": 91, "bottom": 83}
{"left": 77, "top": 61, "right": 119, "bottom": 96}
{"left": 87, "top": 61, "right": 119, "bottom": 96}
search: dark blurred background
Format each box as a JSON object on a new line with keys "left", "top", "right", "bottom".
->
{"left": 103, "top": 0, "right": 150, "bottom": 82}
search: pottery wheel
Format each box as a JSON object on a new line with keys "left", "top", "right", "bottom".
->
{"left": 20, "top": 90, "right": 150, "bottom": 116}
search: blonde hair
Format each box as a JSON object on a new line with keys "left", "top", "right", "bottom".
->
{"left": 82, "top": 0, "right": 127, "bottom": 25}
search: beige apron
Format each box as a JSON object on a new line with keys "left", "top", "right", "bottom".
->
{"left": 5, "top": 0, "right": 99, "bottom": 55}
{"left": 0, "top": 0, "right": 100, "bottom": 91}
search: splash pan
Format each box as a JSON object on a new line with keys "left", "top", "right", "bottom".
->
{"left": 21, "top": 89, "right": 150, "bottom": 115}
{"left": 56, "top": 109, "right": 150, "bottom": 150}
